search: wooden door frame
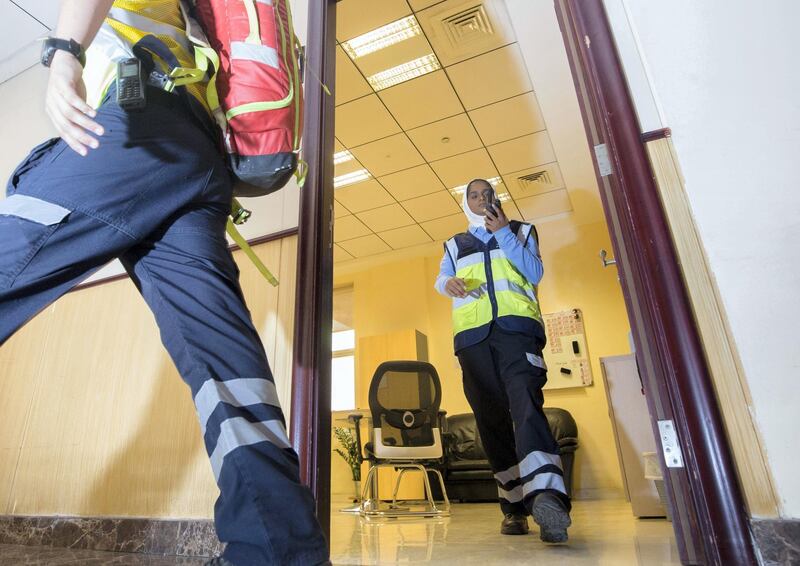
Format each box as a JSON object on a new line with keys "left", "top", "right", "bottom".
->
{"left": 291, "top": 0, "right": 758, "bottom": 563}
{"left": 554, "top": 1, "right": 756, "bottom": 564}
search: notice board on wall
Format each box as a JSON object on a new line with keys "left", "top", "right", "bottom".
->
{"left": 542, "top": 309, "right": 593, "bottom": 390}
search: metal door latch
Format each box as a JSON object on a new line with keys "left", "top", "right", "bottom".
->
{"left": 658, "top": 420, "right": 684, "bottom": 468}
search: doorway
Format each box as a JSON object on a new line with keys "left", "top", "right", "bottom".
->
{"left": 292, "top": 1, "right": 757, "bottom": 565}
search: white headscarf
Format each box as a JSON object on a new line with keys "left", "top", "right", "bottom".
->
{"left": 462, "top": 182, "right": 494, "bottom": 230}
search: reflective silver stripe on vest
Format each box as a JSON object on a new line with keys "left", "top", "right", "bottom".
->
{"left": 210, "top": 417, "right": 291, "bottom": 480}
{"left": 495, "top": 464, "right": 520, "bottom": 486}
{"left": 519, "top": 450, "right": 562, "bottom": 477}
{"left": 95, "top": 23, "right": 136, "bottom": 61}
{"left": 256, "top": 0, "right": 273, "bottom": 4}
{"left": 493, "top": 278, "right": 535, "bottom": 302}
{"left": 445, "top": 239, "right": 459, "bottom": 270}
{"left": 498, "top": 484, "right": 523, "bottom": 503}
{"left": 453, "top": 287, "right": 486, "bottom": 309}
{"left": 455, "top": 252, "right": 483, "bottom": 270}
{"left": 107, "top": 7, "right": 191, "bottom": 54}
{"left": 194, "top": 378, "right": 282, "bottom": 435}
{"left": 0, "top": 194, "right": 70, "bottom": 225}
{"left": 489, "top": 248, "right": 506, "bottom": 261}
{"left": 231, "top": 41, "right": 280, "bottom": 68}
{"left": 522, "top": 472, "right": 567, "bottom": 497}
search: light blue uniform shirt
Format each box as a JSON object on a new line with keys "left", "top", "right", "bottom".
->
{"left": 434, "top": 224, "right": 544, "bottom": 296}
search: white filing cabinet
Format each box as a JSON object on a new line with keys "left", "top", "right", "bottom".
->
{"left": 601, "top": 354, "right": 666, "bottom": 517}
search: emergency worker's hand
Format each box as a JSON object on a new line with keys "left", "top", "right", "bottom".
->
{"left": 45, "top": 50, "right": 104, "bottom": 156}
{"left": 445, "top": 277, "right": 468, "bottom": 298}
{"left": 485, "top": 203, "right": 510, "bottom": 233}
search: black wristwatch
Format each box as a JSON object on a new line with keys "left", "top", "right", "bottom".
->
{"left": 41, "top": 37, "right": 86, "bottom": 68}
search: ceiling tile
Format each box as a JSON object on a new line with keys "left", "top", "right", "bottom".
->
{"left": 498, "top": 198, "right": 523, "bottom": 222}
{"left": 334, "top": 215, "right": 372, "bottom": 242}
{"left": 417, "top": 0, "right": 517, "bottom": 66}
{"left": 335, "top": 95, "right": 400, "bottom": 147}
{"left": 338, "top": 234, "right": 392, "bottom": 258}
{"left": 350, "top": 134, "right": 425, "bottom": 176}
{"left": 357, "top": 203, "right": 416, "bottom": 232}
{"left": 487, "top": 131, "right": 556, "bottom": 174}
{"left": 420, "top": 213, "right": 468, "bottom": 241}
{"left": 515, "top": 189, "right": 573, "bottom": 221}
{"left": 379, "top": 164, "right": 446, "bottom": 201}
{"left": 334, "top": 200, "right": 352, "bottom": 219}
{"left": 501, "top": 162, "right": 565, "bottom": 200}
{"left": 334, "top": 244, "right": 354, "bottom": 263}
{"left": 401, "top": 191, "right": 460, "bottom": 223}
{"left": 469, "top": 92, "right": 545, "bottom": 146}
{"left": 0, "top": 4, "right": 47, "bottom": 70}
{"left": 429, "top": 148, "right": 499, "bottom": 188}
{"left": 334, "top": 138, "right": 346, "bottom": 152}
{"left": 334, "top": 179, "right": 396, "bottom": 213}
{"left": 336, "top": 0, "right": 412, "bottom": 42}
{"left": 335, "top": 46, "right": 372, "bottom": 105}
{"left": 378, "top": 224, "right": 433, "bottom": 249}
{"left": 446, "top": 44, "right": 531, "bottom": 110}
{"left": 407, "top": 114, "right": 482, "bottom": 162}
{"left": 378, "top": 70, "right": 463, "bottom": 130}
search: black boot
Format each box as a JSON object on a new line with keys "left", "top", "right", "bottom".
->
{"left": 531, "top": 492, "right": 571, "bottom": 543}
{"left": 500, "top": 512, "right": 530, "bottom": 535}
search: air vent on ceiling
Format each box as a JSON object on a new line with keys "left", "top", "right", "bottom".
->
{"left": 441, "top": 5, "right": 494, "bottom": 49}
{"left": 517, "top": 170, "right": 553, "bottom": 190}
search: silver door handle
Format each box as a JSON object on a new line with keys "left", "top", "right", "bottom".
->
{"left": 600, "top": 249, "right": 617, "bottom": 267}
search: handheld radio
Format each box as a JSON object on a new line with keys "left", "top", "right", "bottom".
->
{"left": 116, "top": 58, "right": 146, "bottom": 111}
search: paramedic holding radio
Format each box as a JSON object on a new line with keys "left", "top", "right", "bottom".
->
{"left": 435, "top": 178, "right": 572, "bottom": 542}
{"left": 0, "top": 1, "right": 328, "bottom": 565}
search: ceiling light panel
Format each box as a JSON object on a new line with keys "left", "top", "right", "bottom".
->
{"left": 449, "top": 176, "right": 504, "bottom": 197}
{"left": 333, "top": 150, "right": 354, "bottom": 165}
{"left": 367, "top": 53, "right": 442, "bottom": 91}
{"left": 334, "top": 169, "right": 372, "bottom": 189}
{"left": 342, "top": 15, "right": 422, "bottom": 59}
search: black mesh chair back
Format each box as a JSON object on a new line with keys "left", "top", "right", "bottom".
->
{"left": 368, "top": 360, "right": 443, "bottom": 459}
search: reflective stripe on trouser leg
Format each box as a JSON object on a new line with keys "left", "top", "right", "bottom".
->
{"left": 119, "top": 205, "right": 329, "bottom": 565}
{"left": 488, "top": 326, "right": 571, "bottom": 511}
{"left": 457, "top": 336, "right": 527, "bottom": 515}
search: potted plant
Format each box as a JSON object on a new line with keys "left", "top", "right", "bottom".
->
{"left": 334, "top": 426, "right": 362, "bottom": 502}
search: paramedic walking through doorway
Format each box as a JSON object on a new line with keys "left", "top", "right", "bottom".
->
{"left": 0, "top": 1, "right": 328, "bottom": 565}
{"left": 435, "top": 179, "right": 572, "bottom": 542}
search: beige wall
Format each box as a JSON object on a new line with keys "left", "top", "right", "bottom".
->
{"left": 334, "top": 214, "right": 631, "bottom": 499}
{"left": 0, "top": 237, "right": 298, "bottom": 518}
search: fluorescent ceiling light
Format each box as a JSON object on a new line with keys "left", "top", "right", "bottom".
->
{"left": 342, "top": 16, "right": 421, "bottom": 59}
{"left": 334, "top": 169, "right": 371, "bottom": 189}
{"left": 367, "top": 53, "right": 441, "bottom": 91}
{"left": 333, "top": 150, "right": 354, "bottom": 165}
{"left": 450, "top": 176, "right": 504, "bottom": 197}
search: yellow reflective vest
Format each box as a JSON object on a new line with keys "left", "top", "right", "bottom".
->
{"left": 444, "top": 221, "right": 544, "bottom": 352}
{"left": 84, "top": 0, "right": 209, "bottom": 113}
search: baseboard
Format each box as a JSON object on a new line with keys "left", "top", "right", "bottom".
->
{"left": 0, "top": 515, "right": 222, "bottom": 557}
{"left": 751, "top": 518, "right": 800, "bottom": 566}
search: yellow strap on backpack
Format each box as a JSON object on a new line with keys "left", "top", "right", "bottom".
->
{"left": 226, "top": 219, "right": 279, "bottom": 287}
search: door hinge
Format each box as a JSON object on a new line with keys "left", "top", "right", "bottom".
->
{"left": 658, "top": 420, "right": 684, "bottom": 468}
{"left": 594, "top": 143, "right": 613, "bottom": 176}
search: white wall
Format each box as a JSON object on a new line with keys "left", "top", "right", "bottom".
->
{"left": 608, "top": 0, "right": 800, "bottom": 518}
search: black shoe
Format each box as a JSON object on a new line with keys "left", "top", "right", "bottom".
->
{"left": 204, "top": 559, "right": 235, "bottom": 566}
{"left": 531, "top": 492, "right": 571, "bottom": 543}
{"left": 500, "top": 512, "right": 530, "bottom": 535}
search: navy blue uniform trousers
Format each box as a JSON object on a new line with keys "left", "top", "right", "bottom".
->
{"left": 457, "top": 324, "right": 571, "bottom": 516}
{"left": 0, "top": 86, "right": 328, "bottom": 566}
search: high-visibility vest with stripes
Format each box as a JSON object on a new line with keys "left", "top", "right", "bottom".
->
{"left": 444, "top": 221, "right": 544, "bottom": 352}
{"left": 84, "top": 0, "right": 209, "bottom": 113}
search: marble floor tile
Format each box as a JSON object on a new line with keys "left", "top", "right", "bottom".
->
{"left": 330, "top": 497, "right": 681, "bottom": 565}
{"left": 0, "top": 544, "right": 206, "bottom": 565}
